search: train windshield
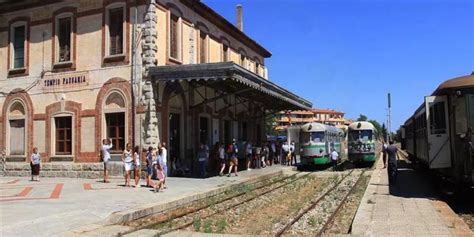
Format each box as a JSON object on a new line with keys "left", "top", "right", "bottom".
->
{"left": 360, "top": 130, "right": 373, "bottom": 141}
{"left": 348, "top": 131, "right": 359, "bottom": 141}
{"left": 311, "top": 132, "right": 325, "bottom": 143}
{"left": 348, "top": 130, "right": 373, "bottom": 141}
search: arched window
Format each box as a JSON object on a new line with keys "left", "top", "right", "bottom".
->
{"left": 196, "top": 22, "right": 209, "bottom": 64}
{"left": 8, "top": 100, "right": 26, "bottom": 156}
{"left": 8, "top": 18, "right": 29, "bottom": 75}
{"left": 167, "top": 3, "right": 183, "bottom": 62}
{"left": 104, "top": 91, "right": 126, "bottom": 153}
{"left": 221, "top": 37, "right": 230, "bottom": 62}
{"left": 238, "top": 48, "right": 247, "bottom": 67}
{"left": 52, "top": 8, "right": 76, "bottom": 68}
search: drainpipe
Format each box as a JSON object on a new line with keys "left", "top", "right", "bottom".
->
{"left": 131, "top": 0, "right": 138, "bottom": 147}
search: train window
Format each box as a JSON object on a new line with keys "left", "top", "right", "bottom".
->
{"left": 454, "top": 98, "right": 467, "bottom": 134}
{"left": 360, "top": 130, "right": 373, "bottom": 141}
{"left": 348, "top": 130, "right": 359, "bottom": 141}
{"left": 311, "top": 132, "right": 325, "bottom": 143}
{"left": 429, "top": 102, "right": 447, "bottom": 134}
{"left": 301, "top": 132, "right": 311, "bottom": 143}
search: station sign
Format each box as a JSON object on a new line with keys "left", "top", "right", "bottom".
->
{"left": 42, "top": 72, "right": 89, "bottom": 91}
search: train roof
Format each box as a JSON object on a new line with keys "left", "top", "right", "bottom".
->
{"left": 300, "top": 122, "right": 343, "bottom": 134}
{"left": 433, "top": 74, "right": 474, "bottom": 95}
{"left": 404, "top": 74, "right": 474, "bottom": 125}
{"left": 348, "top": 121, "right": 376, "bottom": 131}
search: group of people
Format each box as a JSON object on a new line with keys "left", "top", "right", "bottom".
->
{"left": 27, "top": 138, "right": 302, "bottom": 183}
{"left": 244, "top": 140, "right": 296, "bottom": 170}
{"left": 197, "top": 139, "right": 299, "bottom": 178}
{"left": 101, "top": 139, "right": 168, "bottom": 192}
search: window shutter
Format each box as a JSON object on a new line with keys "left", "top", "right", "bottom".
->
{"left": 58, "top": 17, "right": 71, "bottom": 62}
{"left": 13, "top": 26, "right": 25, "bottom": 68}
{"left": 109, "top": 8, "right": 123, "bottom": 55}
{"left": 170, "top": 15, "right": 179, "bottom": 59}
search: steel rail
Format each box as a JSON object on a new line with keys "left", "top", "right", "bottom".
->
{"left": 132, "top": 172, "right": 298, "bottom": 231}
{"left": 156, "top": 172, "right": 312, "bottom": 235}
{"left": 317, "top": 170, "right": 366, "bottom": 236}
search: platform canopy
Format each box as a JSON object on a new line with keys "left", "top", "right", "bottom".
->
{"left": 149, "top": 62, "right": 312, "bottom": 111}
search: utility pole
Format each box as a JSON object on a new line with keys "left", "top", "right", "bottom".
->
{"left": 388, "top": 93, "right": 391, "bottom": 142}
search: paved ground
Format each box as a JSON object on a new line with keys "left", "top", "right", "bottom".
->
{"left": 0, "top": 166, "right": 290, "bottom": 237}
{"left": 352, "top": 155, "right": 473, "bottom": 236}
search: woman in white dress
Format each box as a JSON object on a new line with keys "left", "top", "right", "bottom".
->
{"left": 122, "top": 143, "right": 133, "bottom": 187}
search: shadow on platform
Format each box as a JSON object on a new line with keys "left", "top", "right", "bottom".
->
{"left": 387, "top": 160, "right": 439, "bottom": 199}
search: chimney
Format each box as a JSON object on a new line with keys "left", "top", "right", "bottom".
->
{"left": 236, "top": 4, "right": 243, "bottom": 31}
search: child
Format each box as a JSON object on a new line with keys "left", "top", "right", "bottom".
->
{"left": 154, "top": 162, "right": 165, "bottom": 192}
{"left": 30, "top": 147, "right": 41, "bottom": 181}
{"left": 133, "top": 146, "right": 141, "bottom": 188}
{"left": 145, "top": 147, "right": 155, "bottom": 187}
{"left": 122, "top": 143, "right": 133, "bottom": 187}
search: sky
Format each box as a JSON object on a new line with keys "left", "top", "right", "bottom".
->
{"left": 203, "top": 0, "right": 474, "bottom": 132}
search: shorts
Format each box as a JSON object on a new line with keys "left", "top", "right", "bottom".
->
{"left": 124, "top": 162, "right": 133, "bottom": 171}
{"left": 247, "top": 154, "right": 252, "bottom": 161}
{"left": 103, "top": 161, "right": 107, "bottom": 170}
{"left": 230, "top": 157, "right": 238, "bottom": 166}
{"left": 220, "top": 159, "right": 226, "bottom": 165}
{"left": 147, "top": 166, "right": 153, "bottom": 176}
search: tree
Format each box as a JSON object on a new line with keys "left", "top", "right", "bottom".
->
{"left": 368, "top": 119, "right": 382, "bottom": 139}
{"left": 265, "top": 113, "right": 280, "bottom": 136}
{"left": 357, "top": 114, "right": 368, "bottom": 121}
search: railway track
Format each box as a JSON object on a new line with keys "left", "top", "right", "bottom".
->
{"left": 274, "top": 169, "right": 367, "bottom": 237}
{"left": 136, "top": 172, "right": 312, "bottom": 235}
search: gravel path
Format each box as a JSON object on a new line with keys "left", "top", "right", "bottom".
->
{"left": 281, "top": 170, "right": 363, "bottom": 236}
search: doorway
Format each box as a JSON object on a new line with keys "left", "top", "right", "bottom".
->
{"left": 169, "top": 113, "right": 181, "bottom": 175}
{"left": 199, "top": 117, "right": 209, "bottom": 145}
{"left": 106, "top": 112, "right": 125, "bottom": 153}
{"left": 224, "top": 120, "right": 231, "bottom": 145}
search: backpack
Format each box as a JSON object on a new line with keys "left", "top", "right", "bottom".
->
{"left": 233, "top": 144, "right": 238, "bottom": 154}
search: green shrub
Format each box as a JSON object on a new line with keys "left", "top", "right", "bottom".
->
{"left": 193, "top": 215, "right": 201, "bottom": 231}
{"left": 203, "top": 219, "right": 213, "bottom": 233}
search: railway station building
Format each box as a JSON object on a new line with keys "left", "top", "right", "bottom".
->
{"left": 0, "top": 0, "right": 311, "bottom": 177}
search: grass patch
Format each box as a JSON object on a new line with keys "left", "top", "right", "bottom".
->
{"left": 216, "top": 218, "right": 227, "bottom": 233}
{"left": 308, "top": 216, "right": 317, "bottom": 227}
{"left": 203, "top": 219, "right": 213, "bottom": 233}
{"left": 290, "top": 201, "right": 303, "bottom": 211}
{"left": 193, "top": 215, "right": 201, "bottom": 231}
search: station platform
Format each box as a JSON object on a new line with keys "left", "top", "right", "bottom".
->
{"left": 352, "top": 155, "right": 472, "bottom": 236}
{"left": 0, "top": 166, "right": 291, "bottom": 237}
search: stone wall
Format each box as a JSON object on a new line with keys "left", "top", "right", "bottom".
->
{"left": 3, "top": 162, "right": 128, "bottom": 179}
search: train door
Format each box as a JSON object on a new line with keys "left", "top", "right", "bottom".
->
{"left": 425, "top": 95, "right": 451, "bottom": 168}
{"left": 468, "top": 95, "right": 474, "bottom": 176}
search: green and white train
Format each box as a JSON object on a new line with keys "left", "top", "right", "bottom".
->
{"left": 347, "top": 121, "right": 377, "bottom": 163}
{"left": 289, "top": 122, "right": 345, "bottom": 166}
